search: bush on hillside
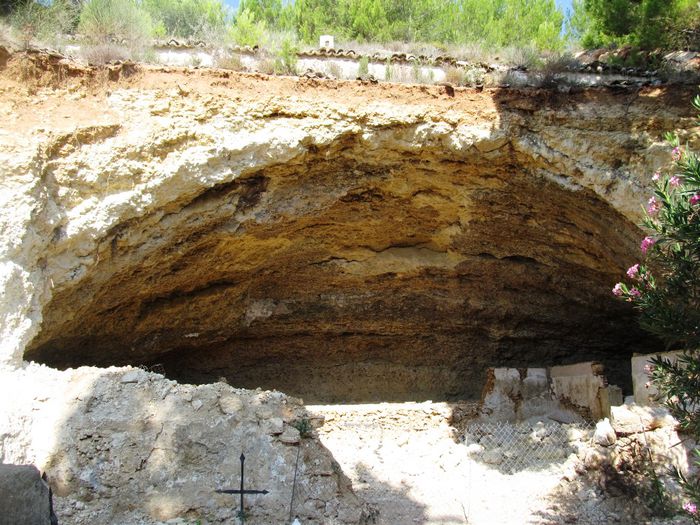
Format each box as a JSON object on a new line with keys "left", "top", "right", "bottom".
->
{"left": 142, "top": 0, "right": 229, "bottom": 40}
{"left": 8, "top": 0, "right": 77, "bottom": 48}
{"left": 229, "top": 8, "right": 267, "bottom": 47}
{"left": 78, "top": 0, "right": 153, "bottom": 46}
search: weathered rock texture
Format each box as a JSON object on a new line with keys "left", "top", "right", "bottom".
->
{"left": 1, "top": 52, "right": 698, "bottom": 401}
{"left": 0, "top": 364, "right": 363, "bottom": 524}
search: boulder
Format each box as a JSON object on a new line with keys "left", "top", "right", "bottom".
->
{"left": 0, "top": 464, "right": 52, "bottom": 525}
{"left": 593, "top": 418, "right": 616, "bottom": 447}
{"left": 610, "top": 404, "right": 676, "bottom": 435}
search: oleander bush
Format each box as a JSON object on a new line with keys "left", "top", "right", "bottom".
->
{"left": 613, "top": 95, "right": 700, "bottom": 520}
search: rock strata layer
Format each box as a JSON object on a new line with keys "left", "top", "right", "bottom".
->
{"left": 1, "top": 51, "right": 698, "bottom": 401}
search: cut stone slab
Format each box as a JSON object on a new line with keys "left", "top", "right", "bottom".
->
{"left": 610, "top": 404, "right": 677, "bottom": 435}
{"left": 0, "top": 464, "right": 51, "bottom": 525}
{"left": 632, "top": 351, "right": 684, "bottom": 405}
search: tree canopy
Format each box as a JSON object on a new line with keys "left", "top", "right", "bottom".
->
{"left": 235, "top": 0, "right": 566, "bottom": 50}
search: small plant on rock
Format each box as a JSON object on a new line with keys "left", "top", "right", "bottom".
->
{"left": 291, "top": 418, "right": 312, "bottom": 438}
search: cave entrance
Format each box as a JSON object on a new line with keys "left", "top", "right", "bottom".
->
{"left": 24, "top": 148, "right": 657, "bottom": 402}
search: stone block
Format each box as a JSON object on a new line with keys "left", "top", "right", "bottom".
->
{"left": 598, "top": 385, "right": 623, "bottom": 419}
{"left": 0, "top": 464, "right": 52, "bottom": 525}
{"left": 480, "top": 368, "right": 518, "bottom": 421}
{"left": 610, "top": 404, "right": 677, "bottom": 435}
{"left": 266, "top": 417, "right": 284, "bottom": 435}
{"left": 551, "top": 362, "right": 607, "bottom": 420}
{"left": 632, "top": 351, "right": 684, "bottom": 406}
{"left": 522, "top": 368, "right": 549, "bottom": 398}
{"left": 219, "top": 395, "right": 243, "bottom": 415}
{"left": 493, "top": 368, "right": 522, "bottom": 396}
{"left": 119, "top": 369, "right": 146, "bottom": 384}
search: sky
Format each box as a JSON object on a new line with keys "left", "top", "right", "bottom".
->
{"left": 556, "top": 0, "right": 574, "bottom": 15}
{"left": 224, "top": 0, "right": 576, "bottom": 15}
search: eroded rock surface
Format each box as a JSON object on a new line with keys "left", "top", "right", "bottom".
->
{"left": 0, "top": 52, "right": 697, "bottom": 401}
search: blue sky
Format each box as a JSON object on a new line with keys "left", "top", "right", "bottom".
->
{"left": 556, "top": 0, "right": 574, "bottom": 15}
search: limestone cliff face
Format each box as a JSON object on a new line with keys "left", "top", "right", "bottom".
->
{"left": 1, "top": 53, "right": 697, "bottom": 401}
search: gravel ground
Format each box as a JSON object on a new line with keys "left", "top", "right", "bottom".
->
{"left": 308, "top": 402, "right": 694, "bottom": 525}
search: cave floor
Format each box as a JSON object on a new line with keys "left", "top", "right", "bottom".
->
{"left": 308, "top": 402, "right": 643, "bottom": 525}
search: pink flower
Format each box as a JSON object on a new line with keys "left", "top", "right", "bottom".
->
{"left": 641, "top": 236, "right": 655, "bottom": 254}
{"left": 628, "top": 287, "right": 641, "bottom": 299}
{"left": 647, "top": 196, "right": 661, "bottom": 215}
{"left": 644, "top": 364, "right": 655, "bottom": 374}
{"left": 683, "top": 502, "right": 697, "bottom": 514}
{"left": 672, "top": 146, "right": 682, "bottom": 160}
{"left": 652, "top": 172, "right": 660, "bottom": 182}
{"left": 691, "top": 194, "right": 700, "bottom": 206}
{"left": 669, "top": 176, "right": 682, "bottom": 187}
{"left": 626, "top": 264, "right": 640, "bottom": 279}
{"left": 612, "top": 283, "right": 624, "bottom": 297}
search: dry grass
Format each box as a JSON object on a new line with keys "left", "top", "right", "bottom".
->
{"left": 256, "top": 57, "right": 275, "bottom": 75}
{"left": 216, "top": 53, "right": 245, "bottom": 71}
{"left": 444, "top": 66, "right": 464, "bottom": 85}
{"left": 81, "top": 43, "right": 131, "bottom": 65}
{"left": 325, "top": 61, "right": 343, "bottom": 79}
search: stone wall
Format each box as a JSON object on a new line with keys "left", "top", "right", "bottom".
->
{"left": 0, "top": 364, "right": 365, "bottom": 524}
{"left": 481, "top": 363, "right": 624, "bottom": 422}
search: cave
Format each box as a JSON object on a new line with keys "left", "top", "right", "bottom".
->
{"left": 23, "top": 125, "right": 658, "bottom": 403}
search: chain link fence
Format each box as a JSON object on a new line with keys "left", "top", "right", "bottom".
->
{"left": 464, "top": 420, "right": 594, "bottom": 474}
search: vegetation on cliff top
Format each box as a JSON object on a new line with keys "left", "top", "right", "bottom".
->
{"left": 2, "top": 0, "right": 698, "bottom": 54}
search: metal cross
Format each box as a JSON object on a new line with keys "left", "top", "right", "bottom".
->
{"left": 216, "top": 453, "right": 269, "bottom": 524}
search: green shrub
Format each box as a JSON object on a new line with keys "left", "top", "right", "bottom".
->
{"left": 142, "top": 0, "right": 229, "bottom": 40}
{"left": 357, "top": 55, "right": 369, "bottom": 77}
{"left": 614, "top": 107, "right": 700, "bottom": 353}
{"left": 272, "top": 35, "right": 298, "bottom": 75}
{"left": 9, "top": 0, "right": 77, "bottom": 48}
{"left": 286, "top": 0, "right": 565, "bottom": 51}
{"left": 229, "top": 8, "right": 266, "bottom": 47}
{"left": 217, "top": 53, "right": 245, "bottom": 71}
{"left": 79, "top": 0, "right": 153, "bottom": 45}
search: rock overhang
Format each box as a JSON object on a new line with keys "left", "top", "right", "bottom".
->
{"left": 1, "top": 58, "right": 696, "bottom": 401}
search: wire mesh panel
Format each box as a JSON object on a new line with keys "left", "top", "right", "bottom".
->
{"left": 465, "top": 420, "right": 593, "bottom": 474}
